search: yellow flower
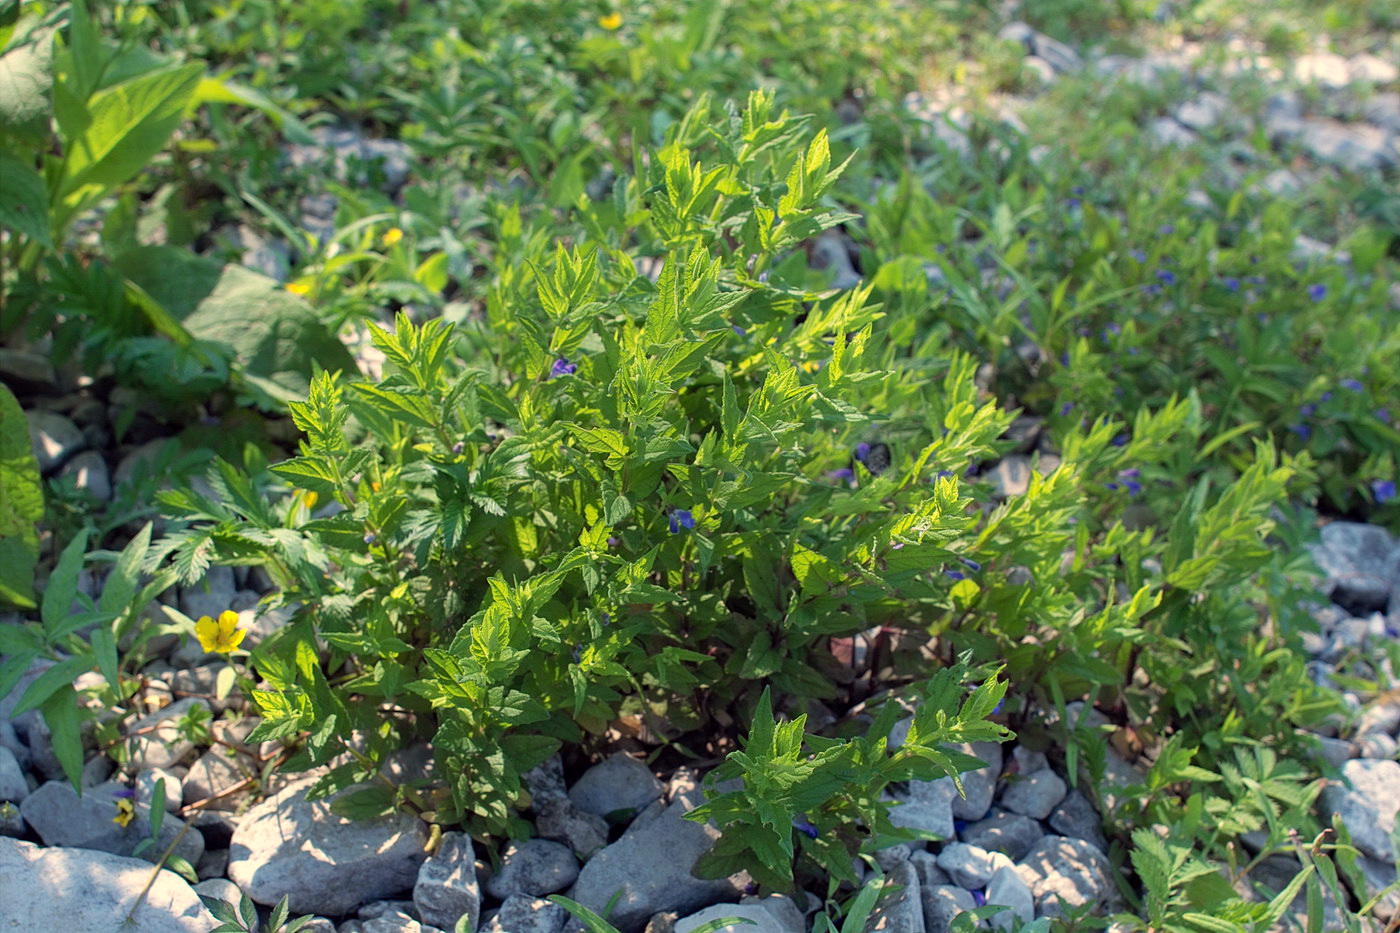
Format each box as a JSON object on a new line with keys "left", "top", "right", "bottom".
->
{"left": 302, "top": 490, "right": 318, "bottom": 509}
{"left": 285, "top": 282, "right": 311, "bottom": 296}
{"left": 195, "top": 610, "right": 247, "bottom": 654}
{"left": 382, "top": 227, "right": 404, "bottom": 247}
{"left": 598, "top": 11, "right": 622, "bottom": 29}
{"left": 112, "top": 797, "right": 136, "bottom": 828}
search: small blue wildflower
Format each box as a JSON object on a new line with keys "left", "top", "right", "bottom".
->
{"left": 1127, "top": 346, "right": 1141, "bottom": 356}
{"left": 550, "top": 358, "right": 577, "bottom": 379}
{"left": 600, "top": 612, "right": 611, "bottom": 626}
{"left": 452, "top": 441, "right": 465, "bottom": 454}
{"left": 1156, "top": 269, "right": 1176, "bottom": 285}
{"left": 1247, "top": 275, "right": 1265, "bottom": 285}
{"left": 1308, "top": 283, "right": 1328, "bottom": 302}
{"left": 669, "top": 509, "right": 695, "bottom": 534}
{"left": 1288, "top": 423, "right": 1311, "bottom": 441}
{"left": 891, "top": 541, "right": 905, "bottom": 550}
{"left": 1145, "top": 284, "right": 1162, "bottom": 296}
{"left": 935, "top": 470, "right": 956, "bottom": 481}
{"left": 992, "top": 697, "right": 1006, "bottom": 715}
{"left": 1376, "top": 407, "right": 1392, "bottom": 424}
{"left": 607, "top": 536, "right": 619, "bottom": 547}
{"left": 1072, "top": 185, "right": 1085, "bottom": 195}
{"left": 1256, "top": 312, "right": 1270, "bottom": 324}
{"left": 971, "top": 889, "right": 987, "bottom": 907}
{"left": 112, "top": 787, "right": 136, "bottom": 800}
{"left": 855, "top": 442, "right": 872, "bottom": 462}
{"left": 1341, "top": 378, "right": 1364, "bottom": 392}
{"left": 1119, "top": 468, "right": 1143, "bottom": 496}
{"left": 1299, "top": 403, "right": 1317, "bottom": 418}
{"left": 1060, "top": 352, "right": 1070, "bottom": 366}
{"left": 1059, "top": 402, "right": 1074, "bottom": 417}
{"left": 363, "top": 532, "right": 377, "bottom": 544}
{"left": 793, "top": 817, "right": 820, "bottom": 839}
{"left": 960, "top": 557, "right": 981, "bottom": 572}
{"left": 1224, "top": 277, "right": 1240, "bottom": 292}
{"left": 827, "top": 468, "right": 856, "bottom": 483}
{"left": 1111, "top": 433, "right": 1128, "bottom": 447}
{"left": 944, "top": 569, "right": 966, "bottom": 581}
{"left": 1320, "top": 391, "right": 1333, "bottom": 403}
{"left": 1077, "top": 326, "right": 1091, "bottom": 337}
{"left": 731, "top": 325, "right": 747, "bottom": 336}
{"left": 1374, "top": 479, "right": 1397, "bottom": 504}
{"left": 1105, "top": 482, "right": 1120, "bottom": 491}
{"left": 1104, "top": 322, "right": 1122, "bottom": 336}
{"left": 1067, "top": 198, "right": 1082, "bottom": 209}
{"left": 1158, "top": 223, "right": 1175, "bottom": 235}
{"left": 1130, "top": 249, "right": 1147, "bottom": 263}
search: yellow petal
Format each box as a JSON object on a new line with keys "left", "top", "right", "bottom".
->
{"left": 194, "top": 616, "right": 219, "bottom": 653}
{"left": 225, "top": 626, "right": 248, "bottom": 652}
{"left": 112, "top": 798, "right": 135, "bottom": 828}
{"left": 285, "top": 282, "right": 311, "bottom": 296}
{"left": 382, "top": 227, "right": 404, "bottom": 246}
{"left": 599, "top": 11, "right": 622, "bottom": 29}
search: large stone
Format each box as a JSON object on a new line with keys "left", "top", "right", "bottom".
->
{"left": 124, "top": 697, "right": 210, "bottom": 771}
{"left": 485, "top": 837, "right": 579, "bottom": 899}
{"left": 1175, "top": 92, "right": 1228, "bottom": 132}
{"left": 922, "top": 884, "right": 974, "bottom": 933}
{"left": 414, "top": 830, "right": 480, "bottom": 931}
{"left": 483, "top": 894, "right": 569, "bottom": 933}
{"left": 1048, "top": 789, "right": 1107, "bottom": 853}
{"left": 1294, "top": 52, "right": 1352, "bottom": 89}
{"left": 1017, "top": 835, "right": 1115, "bottom": 917}
{"left": 535, "top": 795, "right": 612, "bottom": 858}
{"left": 0, "top": 836, "right": 215, "bottom": 932}
{"left": 183, "top": 744, "right": 255, "bottom": 810}
{"left": 1350, "top": 54, "right": 1399, "bottom": 85}
{"left": 960, "top": 809, "right": 1043, "bottom": 861}
{"left": 1298, "top": 121, "right": 1396, "bottom": 172}
{"left": 59, "top": 450, "right": 112, "bottom": 501}
{"left": 950, "top": 741, "right": 1002, "bottom": 821}
{"left": 1309, "top": 523, "right": 1398, "bottom": 616}
{"left": 228, "top": 775, "right": 429, "bottom": 915}
{"left": 674, "top": 899, "right": 803, "bottom": 933}
{"left": 1318, "top": 759, "right": 1400, "bottom": 862}
{"left": 0, "top": 349, "right": 56, "bottom": 390}
{"left": 1354, "top": 855, "right": 1398, "bottom": 922}
{"left": 936, "top": 842, "right": 1012, "bottom": 889}
{"left": 18, "top": 780, "right": 203, "bottom": 866}
{"left": 568, "top": 752, "right": 665, "bottom": 818}
{"left": 985, "top": 865, "right": 1035, "bottom": 930}
{"left": 999, "top": 767, "right": 1067, "bottom": 820}
{"left": 26, "top": 409, "right": 86, "bottom": 473}
{"left": 866, "top": 860, "right": 924, "bottom": 933}
{"left": 0, "top": 746, "right": 28, "bottom": 802}
{"left": 888, "top": 777, "right": 956, "bottom": 841}
{"left": 563, "top": 788, "right": 748, "bottom": 933}
{"left": 179, "top": 566, "right": 239, "bottom": 625}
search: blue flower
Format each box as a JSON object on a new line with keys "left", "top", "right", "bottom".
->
{"left": 1156, "top": 269, "right": 1176, "bottom": 285}
{"left": 827, "top": 468, "right": 855, "bottom": 483}
{"left": 793, "top": 817, "right": 820, "bottom": 839}
{"left": 1066, "top": 198, "right": 1082, "bottom": 209}
{"left": 550, "top": 358, "right": 578, "bottom": 379}
{"left": 1072, "top": 185, "right": 1085, "bottom": 195}
{"left": 1376, "top": 407, "right": 1392, "bottom": 424}
{"left": 1145, "top": 284, "right": 1162, "bottom": 296}
{"left": 1374, "top": 480, "right": 1397, "bottom": 504}
{"left": 1308, "top": 283, "right": 1328, "bottom": 302}
{"left": 1224, "top": 277, "right": 1241, "bottom": 292}
{"left": 572, "top": 644, "right": 583, "bottom": 664}
{"left": 731, "top": 325, "right": 747, "bottom": 336}
{"left": 363, "top": 532, "right": 377, "bottom": 544}
{"left": 971, "top": 889, "right": 987, "bottom": 907}
{"left": 112, "top": 787, "right": 136, "bottom": 800}
{"left": 960, "top": 557, "right": 981, "bottom": 572}
{"left": 991, "top": 697, "right": 1005, "bottom": 715}
{"left": 1288, "top": 423, "right": 1311, "bottom": 441}
{"left": 935, "top": 470, "right": 956, "bottom": 481}
{"left": 1059, "top": 402, "right": 1074, "bottom": 417}
{"left": 1119, "top": 468, "right": 1143, "bottom": 496}
{"left": 944, "top": 569, "right": 966, "bottom": 581}
{"left": 1105, "top": 482, "right": 1120, "bottom": 491}
{"left": 1158, "top": 223, "right": 1175, "bottom": 235}
{"left": 1298, "top": 403, "right": 1317, "bottom": 418}
{"left": 1130, "top": 250, "right": 1147, "bottom": 263}
{"left": 1111, "top": 433, "right": 1128, "bottom": 447}
{"left": 855, "top": 442, "right": 872, "bottom": 462}
{"left": 1060, "top": 352, "right": 1071, "bottom": 366}
{"left": 1341, "top": 379, "right": 1364, "bottom": 392}
{"left": 953, "top": 819, "right": 969, "bottom": 835}
{"left": 1320, "top": 391, "right": 1333, "bottom": 403}
{"left": 669, "top": 509, "right": 695, "bottom": 534}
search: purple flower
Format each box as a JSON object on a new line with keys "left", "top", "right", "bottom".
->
{"left": 971, "top": 889, "right": 987, "bottom": 907}
{"left": 1224, "top": 277, "right": 1240, "bottom": 292}
{"left": 1072, "top": 186, "right": 1085, "bottom": 195}
{"left": 1145, "top": 284, "right": 1162, "bottom": 296}
{"left": 1288, "top": 423, "right": 1311, "bottom": 441}
{"left": 935, "top": 470, "right": 956, "bottom": 480}
{"left": 1119, "top": 468, "right": 1143, "bottom": 496}
{"left": 572, "top": 644, "right": 583, "bottom": 664}
{"left": 944, "top": 569, "right": 966, "bottom": 581}
{"left": 600, "top": 612, "right": 611, "bottom": 626}
{"left": 1341, "top": 379, "right": 1363, "bottom": 392}
{"left": 1158, "top": 223, "right": 1175, "bottom": 235}
{"left": 1111, "top": 433, "right": 1128, "bottom": 447}
{"left": 669, "top": 509, "right": 695, "bottom": 534}
{"left": 452, "top": 441, "right": 465, "bottom": 454}
{"left": 793, "top": 817, "right": 820, "bottom": 839}
{"left": 953, "top": 819, "right": 969, "bottom": 835}
{"left": 1299, "top": 403, "right": 1317, "bottom": 418}
{"left": 1059, "top": 402, "right": 1073, "bottom": 417}
{"left": 827, "top": 468, "right": 855, "bottom": 482}
{"left": 1308, "top": 283, "right": 1328, "bottom": 302}
{"left": 550, "top": 358, "right": 577, "bottom": 379}
{"left": 1130, "top": 250, "right": 1147, "bottom": 263}
{"left": 1060, "top": 352, "right": 1070, "bottom": 366}
{"left": 960, "top": 557, "right": 981, "bottom": 572}
{"left": 1374, "top": 480, "right": 1397, "bottom": 504}
{"left": 1376, "top": 407, "right": 1392, "bottom": 424}
{"left": 731, "top": 325, "right": 747, "bottom": 336}
{"left": 1156, "top": 269, "right": 1176, "bottom": 285}
{"left": 855, "top": 442, "right": 872, "bottom": 462}
{"left": 1247, "top": 275, "right": 1265, "bottom": 285}
{"left": 607, "top": 537, "right": 619, "bottom": 547}
{"left": 891, "top": 541, "right": 905, "bottom": 550}
{"left": 992, "top": 697, "right": 1005, "bottom": 715}
{"left": 1066, "top": 198, "right": 1082, "bottom": 209}
{"left": 112, "top": 787, "right": 136, "bottom": 800}
{"left": 1105, "top": 482, "right": 1120, "bottom": 491}
{"left": 363, "top": 532, "right": 377, "bottom": 544}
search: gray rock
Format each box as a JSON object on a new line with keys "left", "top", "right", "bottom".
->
{"left": 1356, "top": 698, "right": 1400, "bottom": 737}
{"left": 59, "top": 450, "right": 112, "bottom": 501}
{"left": 18, "top": 780, "right": 204, "bottom": 865}
{"left": 1355, "top": 855, "right": 1398, "bottom": 922}
{"left": 1299, "top": 121, "right": 1396, "bottom": 172}
{"left": 889, "top": 777, "right": 957, "bottom": 841}
{"left": 1309, "top": 522, "right": 1399, "bottom": 615}
{"left": 26, "top": 409, "right": 86, "bottom": 473}
{"left": 1048, "top": 789, "right": 1107, "bottom": 853}
{"left": 909, "top": 850, "right": 951, "bottom": 890}
{"left": 0, "top": 719, "right": 30, "bottom": 773}
{"left": 25, "top": 712, "right": 66, "bottom": 781}
{"left": 1291, "top": 234, "right": 1350, "bottom": 266}
{"left": 196, "top": 846, "right": 229, "bottom": 880}
{"left": 536, "top": 796, "right": 611, "bottom": 858}
{"left": 569, "top": 752, "right": 665, "bottom": 818}
{"left": 563, "top": 788, "right": 749, "bottom": 933}
{"left": 285, "top": 126, "right": 412, "bottom": 194}
{"left": 1294, "top": 52, "right": 1352, "bottom": 89}
{"left": 950, "top": 742, "right": 1002, "bottom": 821}
{"left": 1356, "top": 731, "right": 1398, "bottom": 759}
{"left": 184, "top": 745, "right": 255, "bottom": 810}
{"left": 359, "top": 900, "right": 418, "bottom": 921}
{"left": 1017, "top": 835, "right": 1114, "bottom": 917}
{"left": 137, "top": 768, "right": 183, "bottom": 813}
{"left": 228, "top": 775, "right": 429, "bottom": 915}
{"left": 1149, "top": 117, "right": 1198, "bottom": 148}
{"left": 0, "top": 348, "right": 56, "bottom": 389}
{"left": 811, "top": 231, "right": 861, "bottom": 291}
{"left": 1175, "top": 92, "right": 1228, "bottom": 132}
{"left": 736, "top": 895, "right": 805, "bottom": 933}
{"left": 922, "top": 884, "right": 975, "bottom": 933}
{"left": 999, "top": 768, "right": 1066, "bottom": 820}
{"left": 866, "top": 860, "right": 924, "bottom": 933}
{"left": 935, "top": 842, "right": 1012, "bottom": 889}
{"left": 524, "top": 755, "right": 569, "bottom": 803}
{"left": 1029, "top": 32, "right": 1081, "bottom": 73}
{"left": 675, "top": 900, "right": 801, "bottom": 933}
{"left": 301, "top": 920, "right": 338, "bottom": 933}
{"left": 1364, "top": 93, "right": 1400, "bottom": 134}
{"left": 486, "top": 837, "right": 579, "bottom": 899}
{"left": 1024, "top": 56, "right": 1056, "bottom": 85}
{"left": 960, "top": 809, "right": 1043, "bottom": 861}
{"left": 0, "top": 745, "right": 29, "bottom": 802}
{"left": 985, "top": 866, "right": 1034, "bottom": 930}
{"left": 1260, "top": 168, "right": 1305, "bottom": 196}
{"left": 482, "top": 894, "right": 569, "bottom": 933}
{"left": 1349, "top": 54, "right": 1398, "bottom": 85}
{"left": 1310, "top": 734, "right": 1354, "bottom": 769}
{"left": 194, "top": 877, "right": 243, "bottom": 905}
{"left": 179, "top": 566, "right": 239, "bottom": 625}
{"left": 988, "top": 456, "right": 1032, "bottom": 498}
{"left": 414, "top": 830, "right": 480, "bottom": 932}
{"left": 0, "top": 836, "right": 215, "bottom": 932}
{"left": 124, "top": 697, "right": 210, "bottom": 771}
{"left": 363, "top": 911, "right": 444, "bottom": 933}
{"left": 168, "top": 663, "right": 243, "bottom": 714}
{"left": 1319, "top": 759, "right": 1400, "bottom": 862}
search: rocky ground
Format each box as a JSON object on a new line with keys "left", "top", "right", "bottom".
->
{"left": 3, "top": 22, "right": 1399, "bottom": 933}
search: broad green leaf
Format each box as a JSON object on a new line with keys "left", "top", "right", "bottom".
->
{"left": 99, "top": 521, "right": 151, "bottom": 616}
{"left": 39, "top": 684, "right": 84, "bottom": 788}
{"left": 41, "top": 528, "right": 88, "bottom": 635}
{"left": 0, "top": 150, "right": 50, "bottom": 245}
